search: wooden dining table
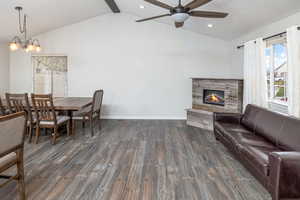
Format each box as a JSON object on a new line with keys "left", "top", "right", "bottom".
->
{"left": 53, "top": 97, "right": 93, "bottom": 135}
{"left": 3, "top": 97, "right": 93, "bottom": 136}
{"left": 53, "top": 97, "right": 92, "bottom": 112}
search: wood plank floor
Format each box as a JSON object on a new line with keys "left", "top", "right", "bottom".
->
{"left": 0, "top": 120, "right": 271, "bottom": 200}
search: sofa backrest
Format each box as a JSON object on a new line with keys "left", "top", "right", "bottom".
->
{"left": 277, "top": 117, "right": 300, "bottom": 151}
{"left": 241, "top": 104, "right": 261, "bottom": 131}
{"left": 242, "top": 104, "right": 300, "bottom": 151}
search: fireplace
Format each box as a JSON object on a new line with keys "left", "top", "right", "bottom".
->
{"left": 187, "top": 78, "right": 243, "bottom": 130}
{"left": 203, "top": 89, "right": 225, "bottom": 106}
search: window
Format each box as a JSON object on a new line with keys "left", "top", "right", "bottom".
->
{"left": 32, "top": 56, "right": 68, "bottom": 97}
{"left": 265, "top": 37, "right": 288, "bottom": 105}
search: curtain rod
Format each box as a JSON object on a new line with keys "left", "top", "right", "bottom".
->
{"left": 237, "top": 26, "right": 300, "bottom": 49}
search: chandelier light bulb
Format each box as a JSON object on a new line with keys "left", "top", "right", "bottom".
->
{"left": 9, "top": 42, "right": 19, "bottom": 51}
{"left": 27, "top": 44, "right": 35, "bottom": 51}
{"left": 25, "top": 46, "right": 30, "bottom": 52}
{"left": 35, "top": 45, "right": 41, "bottom": 52}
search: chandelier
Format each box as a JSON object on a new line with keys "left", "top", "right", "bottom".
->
{"left": 9, "top": 6, "right": 41, "bottom": 52}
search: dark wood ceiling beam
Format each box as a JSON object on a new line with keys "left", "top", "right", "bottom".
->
{"left": 105, "top": 0, "right": 120, "bottom": 13}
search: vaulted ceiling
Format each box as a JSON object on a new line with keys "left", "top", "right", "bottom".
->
{"left": 119, "top": 0, "right": 300, "bottom": 39}
{"left": 0, "top": 0, "right": 300, "bottom": 43}
{"left": 0, "top": 0, "right": 111, "bottom": 43}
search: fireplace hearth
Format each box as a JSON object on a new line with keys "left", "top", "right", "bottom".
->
{"left": 203, "top": 89, "right": 225, "bottom": 106}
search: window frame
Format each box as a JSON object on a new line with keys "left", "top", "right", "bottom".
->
{"left": 31, "top": 55, "right": 68, "bottom": 97}
{"left": 266, "top": 37, "right": 288, "bottom": 107}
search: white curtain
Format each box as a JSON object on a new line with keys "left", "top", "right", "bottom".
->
{"left": 243, "top": 38, "right": 268, "bottom": 110}
{"left": 287, "top": 26, "right": 300, "bottom": 117}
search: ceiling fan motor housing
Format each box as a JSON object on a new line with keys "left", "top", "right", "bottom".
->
{"left": 170, "top": 6, "right": 189, "bottom": 15}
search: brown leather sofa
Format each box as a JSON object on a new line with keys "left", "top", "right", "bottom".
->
{"left": 214, "top": 104, "right": 300, "bottom": 200}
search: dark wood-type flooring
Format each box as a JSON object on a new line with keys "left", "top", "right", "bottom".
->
{"left": 0, "top": 120, "right": 271, "bottom": 200}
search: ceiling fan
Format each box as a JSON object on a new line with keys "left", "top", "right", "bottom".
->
{"left": 136, "top": 0, "right": 228, "bottom": 28}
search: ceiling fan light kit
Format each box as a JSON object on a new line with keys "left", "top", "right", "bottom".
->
{"left": 9, "top": 6, "right": 42, "bottom": 52}
{"left": 136, "top": 0, "right": 228, "bottom": 28}
{"left": 172, "top": 13, "right": 189, "bottom": 23}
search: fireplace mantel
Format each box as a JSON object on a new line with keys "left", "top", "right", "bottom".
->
{"left": 186, "top": 78, "right": 244, "bottom": 130}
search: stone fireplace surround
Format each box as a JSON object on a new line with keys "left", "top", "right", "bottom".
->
{"left": 186, "top": 78, "right": 243, "bottom": 130}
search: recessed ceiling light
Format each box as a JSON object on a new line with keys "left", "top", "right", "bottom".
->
{"left": 139, "top": 5, "right": 145, "bottom": 9}
{"left": 208, "top": 24, "right": 213, "bottom": 28}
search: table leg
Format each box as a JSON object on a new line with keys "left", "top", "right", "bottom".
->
{"left": 67, "top": 110, "right": 75, "bottom": 137}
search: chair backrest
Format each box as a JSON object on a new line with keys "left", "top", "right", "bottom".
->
{"left": 0, "top": 112, "right": 26, "bottom": 157}
{"left": 31, "top": 94, "right": 57, "bottom": 125}
{"left": 91, "top": 90, "right": 104, "bottom": 114}
{"left": 5, "top": 93, "right": 33, "bottom": 123}
{"left": 0, "top": 97, "right": 6, "bottom": 116}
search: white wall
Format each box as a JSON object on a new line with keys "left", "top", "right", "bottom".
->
{"left": 0, "top": 44, "right": 9, "bottom": 96}
{"left": 231, "top": 11, "right": 300, "bottom": 74}
{"left": 10, "top": 13, "right": 238, "bottom": 119}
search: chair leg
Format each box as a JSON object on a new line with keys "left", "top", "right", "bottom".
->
{"left": 52, "top": 127, "right": 58, "bottom": 145}
{"left": 17, "top": 149, "right": 26, "bottom": 200}
{"left": 82, "top": 120, "right": 85, "bottom": 129}
{"left": 67, "top": 120, "right": 71, "bottom": 136}
{"left": 90, "top": 118, "right": 94, "bottom": 137}
{"left": 28, "top": 125, "right": 33, "bottom": 143}
{"left": 98, "top": 114, "right": 102, "bottom": 131}
{"left": 25, "top": 126, "right": 29, "bottom": 143}
{"left": 72, "top": 123, "right": 75, "bottom": 137}
{"left": 35, "top": 127, "right": 41, "bottom": 144}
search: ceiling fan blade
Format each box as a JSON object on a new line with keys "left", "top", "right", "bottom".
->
{"left": 144, "top": 0, "right": 173, "bottom": 10}
{"left": 175, "top": 22, "right": 184, "bottom": 28}
{"left": 189, "top": 11, "right": 228, "bottom": 18}
{"left": 184, "top": 0, "right": 212, "bottom": 10}
{"left": 136, "top": 14, "right": 171, "bottom": 22}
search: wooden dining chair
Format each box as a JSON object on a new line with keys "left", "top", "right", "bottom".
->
{"left": 31, "top": 94, "right": 70, "bottom": 144}
{"left": 73, "top": 90, "right": 104, "bottom": 136}
{"left": 0, "top": 97, "right": 6, "bottom": 116}
{"left": 0, "top": 112, "right": 27, "bottom": 200}
{"left": 5, "top": 93, "right": 36, "bottom": 143}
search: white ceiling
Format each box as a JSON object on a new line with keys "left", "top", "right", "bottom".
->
{"left": 1, "top": 0, "right": 300, "bottom": 43}
{"left": 0, "top": 0, "right": 111, "bottom": 43}
{"left": 118, "top": 0, "right": 300, "bottom": 40}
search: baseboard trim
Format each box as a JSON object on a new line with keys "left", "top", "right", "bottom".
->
{"left": 101, "top": 114, "right": 186, "bottom": 120}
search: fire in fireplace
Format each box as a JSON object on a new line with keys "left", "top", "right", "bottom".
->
{"left": 203, "top": 89, "right": 225, "bottom": 106}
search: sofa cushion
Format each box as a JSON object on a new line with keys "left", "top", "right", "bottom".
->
{"left": 241, "top": 104, "right": 261, "bottom": 131}
{"left": 238, "top": 133, "right": 276, "bottom": 149}
{"left": 241, "top": 145, "right": 280, "bottom": 176}
{"left": 215, "top": 120, "right": 279, "bottom": 151}
{"left": 277, "top": 117, "right": 300, "bottom": 151}
{"left": 215, "top": 122, "right": 254, "bottom": 148}
{"left": 215, "top": 122, "right": 251, "bottom": 135}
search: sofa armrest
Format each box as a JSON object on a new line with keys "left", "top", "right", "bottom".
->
{"left": 269, "top": 152, "right": 300, "bottom": 200}
{"left": 213, "top": 112, "right": 243, "bottom": 124}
